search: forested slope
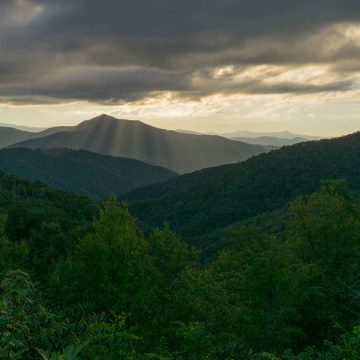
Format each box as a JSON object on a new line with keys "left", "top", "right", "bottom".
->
{"left": 1, "top": 180, "right": 360, "bottom": 358}
{"left": 125, "top": 132, "right": 360, "bottom": 238}
{"left": 0, "top": 148, "right": 176, "bottom": 200}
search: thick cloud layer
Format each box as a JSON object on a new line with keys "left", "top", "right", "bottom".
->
{"left": 1, "top": 0, "right": 360, "bottom": 104}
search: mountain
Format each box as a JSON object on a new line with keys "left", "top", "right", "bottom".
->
{"left": 32, "top": 125, "right": 73, "bottom": 137}
{"left": 231, "top": 136, "right": 309, "bottom": 147}
{"left": 0, "top": 123, "right": 46, "bottom": 132}
{"left": 124, "top": 131, "right": 360, "bottom": 240}
{"left": 177, "top": 129, "right": 321, "bottom": 146}
{"left": 0, "top": 126, "right": 35, "bottom": 147}
{"left": 8, "top": 115, "right": 273, "bottom": 174}
{"left": 0, "top": 125, "right": 74, "bottom": 149}
{"left": 175, "top": 129, "right": 203, "bottom": 135}
{"left": 215, "top": 130, "right": 322, "bottom": 140}
{"left": 0, "top": 148, "right": 176, "bottom": 200}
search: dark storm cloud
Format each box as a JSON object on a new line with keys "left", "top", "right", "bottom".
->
{"left": 1, "top": 0, "right": 360, "bottom": 104}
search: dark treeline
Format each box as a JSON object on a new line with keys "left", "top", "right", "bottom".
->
{"left": 0, "top": 170, "right": 360, "bottom": 359}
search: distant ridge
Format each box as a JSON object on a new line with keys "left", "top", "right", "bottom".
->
{"left": 175, "top": 129, "right": 203, "bottom": 135}
{"left": 0, "top": 125, "right": 73, "bottom": 148}
{"left": 8, "top": 114, "right": 273, "bottom": 173}
{"left": 231, "top": 136, "right": 310, "bottom": 147}
{"left": 215, "top": 129, "right": 322, "bottom": 140}
{"left": 0, "top": 123, "right": 46, "bottom": 132}
{"left": 0, "top": 126, "right": 34, "bottom": 148}
{"left": 175, "top": 129, "right": 322, "bottom": 146}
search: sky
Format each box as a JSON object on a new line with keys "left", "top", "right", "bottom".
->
{"left": 0, "top": 0, "right": 360, "bottom": 136}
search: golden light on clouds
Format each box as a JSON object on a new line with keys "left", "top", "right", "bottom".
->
{"left": 0, "top": 2, "right": 360, "bottom": 136}
{"left": 10, "top": 0, "right": 44, "bottom": 26}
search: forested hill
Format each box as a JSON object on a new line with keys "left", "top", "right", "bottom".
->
{"left": 0, "top": 169, "right": 96, "bottom": 246}
{"left": 125, "top": 131, "right": 360, "bottom": 237}
{"left": 0, "top": 148, "right": 177, "bottom": 200}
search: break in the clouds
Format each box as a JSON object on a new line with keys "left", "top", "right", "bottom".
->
{"left": 0, "top": 0, "right": 360, "bottom": 135}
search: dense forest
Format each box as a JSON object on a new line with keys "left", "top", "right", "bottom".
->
{"left": 0, "top": 148, "right": 176, "bottom": 200}
{"left": 125, "top": 132, "right": 360, "bottom": 242}
{"left": 1, "top": 167, "right": 360, "bottom": 359}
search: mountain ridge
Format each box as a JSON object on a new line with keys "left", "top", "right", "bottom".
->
{"left": 124, "top": 130, "right": 360, "bottom": 240}
{"left": 215, "top": 129, "right": 322, "bottom": 140}
{"left": 0, "top": 148, "right": 177, "bottom": 200}
{"left": 231, "top": 136, "right": 310, "bottom": 147}
{"left": 8, "top": 114, "right": 274, "bottom": 173}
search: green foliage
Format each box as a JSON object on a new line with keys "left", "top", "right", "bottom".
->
{"left": 211, "top": 230, "right": 302, "bottom": 351}
{"left": 0, "top": 148, "right": 177, "bottom": 200}
{"left": 50, "top": 199, "right": 155, "bottom": 318}
{"left": 286, "top": 181, "right": 360, "bottom": 345}
{"left": 1, "top": 170, "right": 360, "bottom": 359}
{"left": 0, "top": 270, "right": 34, "bottom": 359}
{"left": 126, "top": 133, "right": 360, "bottom": 241}
{"left": 0, "top": 171, "right": 97, "bottom": 279}
{"left": 75, "top": 313, "right": 144, "bottom": 359}
{"left": 37, "top": 345, "right": 85, "bottom": 360}
{"left": 0, "top": 215, "right": 28, "bottom": 278}
{"left": 0, "top": 270, "right": 77, "bottom": 359}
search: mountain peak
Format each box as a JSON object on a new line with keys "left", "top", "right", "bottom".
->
{"left": 99, "top": 113, "right": 115, "bottom": 119}
{"left": 90, "top": 114, "right": 119, "bottom": 121}
{"left": 81, "top": 114, "right": 145, "bottom": 127}
{"left": 6, "top": 114, "right": 272, "bottom": 173}
{"left": 75, "top": 114, "right": 133, "bottom": 129}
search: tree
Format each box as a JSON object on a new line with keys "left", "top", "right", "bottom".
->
{"left": 0, "top": 215, "right": 28, "bottom": 278}
{"left": 286, "top": 180, "right": 360, "bottom": 346}
{"left": 50, "top": 199, "right": 155, "bottom": 322}
{"left": 0, "top": 270, "right": 77, "bottom": 359}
